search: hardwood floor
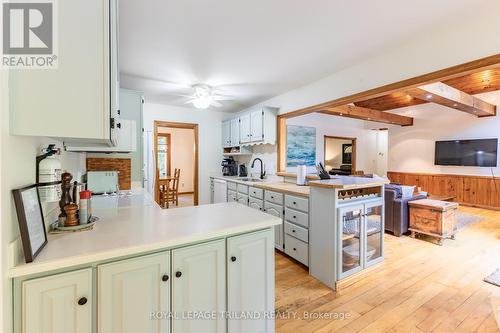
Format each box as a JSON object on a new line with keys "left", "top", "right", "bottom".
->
{"left": 275, "top": 206, "right": 500, "bottom": 332}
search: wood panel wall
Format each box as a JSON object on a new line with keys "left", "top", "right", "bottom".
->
{"left": 86, "top": 158, "right": 132, "bottom": 190}
{"left": 387, "top": 171, "right": 500, "bottom": 210}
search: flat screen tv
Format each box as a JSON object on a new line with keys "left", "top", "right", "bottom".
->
{"left": 435, "top": 138, "right": 498, "bottom": 167}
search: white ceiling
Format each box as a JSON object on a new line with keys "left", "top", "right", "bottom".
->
{"left": 119, "top": 0, "right": 483, "bottom": 113}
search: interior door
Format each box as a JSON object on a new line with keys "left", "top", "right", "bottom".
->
{"left": 364, "top": 200, "right": 384, "bottom": 267}
{"left": 227, "top": 229, "right": 275, "bottom": 333}
{"left": 338, "top": 204, "right": 364, "bottom": 279}
{"left": 172, "top": 240, "right": 226, "bottom": 333}
{"left": 250, "top": 110, "right": 263, "bottom": 142}
{"left": 239, "top": 114, "right": 251, "bottom": 144}
{"left": 22, "top": 269, "right": 92, "bottom": 333}
{"left": 98, "top": 252, "right": 171, "bottom": 333}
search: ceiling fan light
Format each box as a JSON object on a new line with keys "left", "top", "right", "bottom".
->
{"left": 192, "top": 97, "right": 212, "bottom": 109}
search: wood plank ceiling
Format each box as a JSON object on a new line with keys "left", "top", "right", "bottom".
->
{"left": 355, "top": 68, "right": 500, "bottom": 111}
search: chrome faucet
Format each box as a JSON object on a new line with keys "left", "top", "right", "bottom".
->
{"left": 251, "top": 158, "right": 266, "bottom": 179}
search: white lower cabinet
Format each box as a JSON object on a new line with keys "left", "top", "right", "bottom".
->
{"left": 98, "top": 252, "right": 171, "bottom": 333}
{"left": 172, "top": 240, "right": 226, "bottom": 333}
{"left": 18, "top": 230, "right": 276, "bottom": 333}
{"left": 22, "top": 268, "right": 92, "bottom": 333}
{"left": 228, "top": 229, "right": 274, "bottom": 333}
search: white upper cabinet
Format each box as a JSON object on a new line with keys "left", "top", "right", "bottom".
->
{"left": 223, "top": 107, "right": 277, "bottom": 148}
{"left": 22, "top": 269, "right": 92, "bottom": 333}
{"left": 222, "top": 120, "right": 231, "bottom": 148}
{"left": 239, "top": 113, "right": 251, "bottom": 144}
{"left": 9, "top": 0, "right": 119, "bottom": 145}
{"left": 65, "top": 89, "right": 142, "bottom": 152}
{"left": 250, "top": 110, "right": 264, "bottom": 142}
{"left": 172, "top": 240, "right": 226, "bottom": 333}
{"left": 230, "top": 118, "right": 240, "bottom": 147}
{"left": 227, "top": 230, "right": 275, "bottom": 333}
{"left": 98, "top": 252, "right": 171, "bottom": 333}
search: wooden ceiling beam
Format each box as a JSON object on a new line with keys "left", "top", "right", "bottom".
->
{"left": 318, "top": 105, "right": 413, "bottom": 126}
{"left": 405, "top": 82, "right": 496, "bottom": 117}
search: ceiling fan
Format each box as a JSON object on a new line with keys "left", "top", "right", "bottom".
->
{"left": 183, "top": 84, "right": 235, "bottom": 109}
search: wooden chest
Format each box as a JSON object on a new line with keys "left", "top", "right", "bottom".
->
{"left": 409, "top": 199, "right": 459, "bottom": 244}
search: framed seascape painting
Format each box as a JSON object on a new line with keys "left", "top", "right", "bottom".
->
{"left": 286, "top": 125, "right": 316, "bottom": 167}
{"left": 13, "top": 184, "right": 48, "bottom": 263}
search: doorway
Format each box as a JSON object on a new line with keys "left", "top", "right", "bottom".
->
{"left": 153, "top": 121, "right": 199, "bottom": 207}
{"left": 324, "top": 136, "right": 357, "bottom": 175}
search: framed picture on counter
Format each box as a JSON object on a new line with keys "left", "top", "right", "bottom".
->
{"left": 13, "top": 184, "right": 48, "bottom": 263}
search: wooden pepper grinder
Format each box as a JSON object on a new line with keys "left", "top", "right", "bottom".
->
{"left": 59, "top": 172, "right": 73, "bottom": 218}
{"left": 64, "top": 204, "right": 79, "bottom": 227}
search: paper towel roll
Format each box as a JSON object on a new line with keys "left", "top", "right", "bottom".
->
{"left": 296, "top": 165, "right": 306, "bottom": 186}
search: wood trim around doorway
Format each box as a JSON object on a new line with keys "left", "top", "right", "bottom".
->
{"left": 153, "top": 121, "right": 199, "bottom": 206}
{"left": 323, "top": 136, "right": 357, "bottom": 174}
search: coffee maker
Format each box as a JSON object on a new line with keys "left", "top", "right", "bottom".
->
{"left": 222, "top": 157, "right": 238, "bottom": 176}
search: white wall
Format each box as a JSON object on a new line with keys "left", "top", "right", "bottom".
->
{"left": 286, "top": 114, "right": 378, "bottom": 174}
{"left": 1, "top": 71, "right": 87, "bottom": 333}
{"left": 158, "top": 127, "right": 195, "bottom": 193}
{"left": 388, "top": 91, "right": 500, "bottom": 176}
{"left": 143, "top": 103, "right": 232, "bottom": 204}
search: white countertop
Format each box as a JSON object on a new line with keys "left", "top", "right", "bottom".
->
{"left": 9, "top": 192, "right": 281, "bottom": 278}
{"left": 210, "top": 174, "right": 283, "bottom": 186}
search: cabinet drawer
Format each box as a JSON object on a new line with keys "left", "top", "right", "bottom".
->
{"left": 284, "top": 207, "right": 309, "bottom": 228}
{"left": 285, "top": 195, "right": 309, "bottom": 212}
{"left": 284, "top": 222, "right": 308, "bottom": 243}
{"left": 248, "top": 197, "right": 264, "bottom": 211}
{"left": 249, "top": 186, "right": 264, "bottom": 199}
{"left": 237, "top": 194, "right": 248, "bottom": 205}
{"left": 265, "top": 190, "right": 283, "bottom": 205}
{"left": 227, "top": 181, "right": 237, "bottom": 191}
{"left": 228, "top": 190, "right": 237, "bottom": 202}
{"left": 264, "top": 202, "right": 283, "bottom": 218}
{"left": 237, "top": 184, "right": 249, "bottom": 194}
{"left": 284, "top": 234, "right": 308, "bottom": 266}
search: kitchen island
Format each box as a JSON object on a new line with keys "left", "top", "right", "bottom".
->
{"left": 309, "top": 176, "right": 389, "bottom": 290}
{"left": 10, "top": 190, "right": 281, "bottom": 333}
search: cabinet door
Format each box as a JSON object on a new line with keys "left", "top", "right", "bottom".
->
{"left": 365, "top": 201, "right": 384, "bottom": 267}
{"left": 22, "top": 269, "right": 92, "bottom": 333}
{"left": 98, "top": 252, "right": 170, "bottom": 333}
{"left": 228, "top": 229, "right": 275, "bottom": 333}
{"left": 222, "top": 120, "right": 231, "bottom": 147}
{"left": 237, "top": 193, "right": 249, "bottom": 206}
{"left": 239, "top": 114, "right": 251, "bottom": 144}
{"left": 228, "top": 190, "right": 237, "bottom": 202}
{"left": 265, "top": 203, "right": 284, "bottom": 250}
{"left": 249, "top": 198, "right": 264, "bottom": 211}
{"left": 338, "top": 204, "right": 364, "bottom": 279}
{"left": 10, "top": 0, "right": 115, "bottom": 141}
{"left": 172, "top": 240, "right": 226, "bottom": 333}
{"left": 250, "top": 110, "right": 264, "bottom": 142}
{"left": 230, "top": 118, "right": 240, "bottom": 147}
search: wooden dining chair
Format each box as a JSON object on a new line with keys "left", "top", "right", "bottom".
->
{"left": 160, "top": 169, "right": 181, "bottom": 208}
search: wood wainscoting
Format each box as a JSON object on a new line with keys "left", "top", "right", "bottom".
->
{"left": 387, "top": 171, "right": 500, "bottom": 210}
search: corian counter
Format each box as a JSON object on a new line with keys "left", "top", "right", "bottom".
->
{"left": 308, "top": 176, "right": 390, "bottom": 190}
{"left": 9, "top": 191, "right": 281, "bottom": 278}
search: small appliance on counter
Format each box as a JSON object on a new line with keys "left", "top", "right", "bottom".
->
{"left": 239, "top": 164, "right": 248, "bottom": 177}
{"left": 316, "top": 162, "right": 331, "bottom": 180}
{"left": 87, "top": 171, "right": 119, "bottom": 194}
{"left": 222, "top": 157, "right": 238, "bottom": 176}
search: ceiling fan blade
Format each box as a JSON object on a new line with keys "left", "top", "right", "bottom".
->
{"left": 184, "top": 99, "right": 195, "bottom": 104}
{"left": 213, "top": 95, "right": 235, "bottom": 101}
{"left": 211, "top": 100, "right": 223, "bottom": 107}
